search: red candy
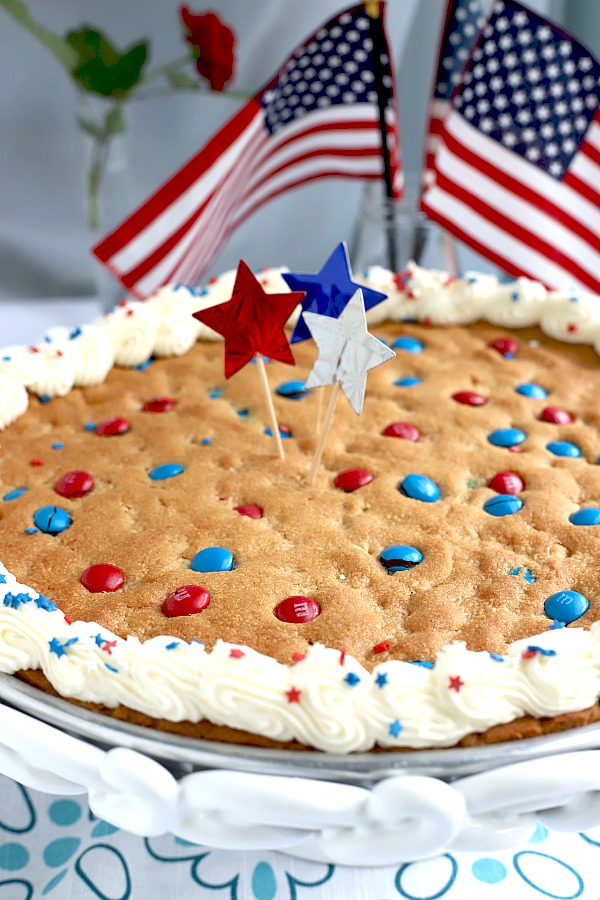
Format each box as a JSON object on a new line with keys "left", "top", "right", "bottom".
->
{"left": 489, "top": 336, "right": 518, "bottom": 357}
{"left": 54, "top": 470, "right": 94, "bottom": 499}
{"left": 162, "top": 584, "right": 211, "bottom": 617}
{"left": 488, "top": 471, "right": 525, "bottom": 494}
{"left": 540, "top": 406, "right": 573, "bottom": 425}
{"left": 452, "top": 391, "right": 488, "bottom": 406}
{"left": 274, "top": 595, "right": 321, "bottom": 624}
{"left": 143, "top": 397, "right": 176, "bottom": 413}
{"left": 234, "top": 504, "right": 263, "bottom": 519}
{"left": 334, "top": 468, "right": 374, "bottom": 492}
{"left": 80, "top": 564, "right": 125, "bottom": 593}
{"left": 381, "top": 422, "right": 420, "bottom": 441}
{"left": 95, "top": 416, "right": 130, "bottom": 436}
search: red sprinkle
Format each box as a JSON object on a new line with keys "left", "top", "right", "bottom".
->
{"left": 143, "top": 397, "right": 176, "bottom": 413}
{"left": 448, "top": 675, "right": 464, "bottom": 692}
{"left": 373, "top": 641, "right": 391, "bottom": 654}
{"left": 540, "top": 406, "right": 574, "bottom": 425}
{"left": 381, "top": 422, "right": 420, "bottom": 441}
{"left": 29, "top": 459, "right": 44, "bottom": 467}
{"left": 54, "top": 470, "right": 94, "bottom": 499}
{"left": 102, "top": 639, "right": 118, "bottom": 655}
{"left": 64, "top": 616, "right": 73, "bottom": 625}
{"left": 452, "top": 391, "right": 488, "bottom": 407}
{"left": 274, "top": 596, "right": 321, "bottom": 624}
{"left": 334, "top": 468, "right": 374, "bottom": 492}
{"left": 81, "top": 564, "right": 125, "bottom": 594}
{"left": 567, "top": 323, "right": 578, "bottom": 334}
{"left": 522, "top": 650, "right": 537, "bottom": 660}
{"left": 339, "top": 648, "right": 347, "bottom": 666}
{"left": 488, "top": 471, "right": 525, "bottom": 494}
{"left": 162, "top": 585, "right": 211, "bottom": 617}
{"left": 285, "top": 686, "right": 302, "bottom": 703}
{"left": 292, "top": 651, "right": 306, "bottom": 662}
{"left": 95, "top": 416, "right": 130, "bottom": 436}
{"left": 234, "top": 504, "right": 263, "bottom": 519}
{"left": 229, "top": 648, "right": 245, "bottom": 659}
{"left": 508, "top": 445, "right": 523, "bottom": 453}
{"left": 489, "top": 336, "right": 518, "bottom": 357}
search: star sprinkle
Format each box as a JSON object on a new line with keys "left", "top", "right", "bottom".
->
{"left": 285, "top": 686, "right": 302, "bottom": 703}
{"left": 375, "top": 672, "right": 389, "bottom": 688}
{"left": 2, "top": 592, "right": 32, "bottom": 609}
{"left": 49, "top": 637, "right": 67, "bottom": 658}
{"left": 304, "top": 289, "right": 395, "bottom": 414}
{"left": 229, "top": 648, "right": 245, "bottom": 659}
{"left": 389, "top": 719, "right": 403, "bottom": 738}
{"left": 448, "top": 675, "right": 464, "bottom": 693}
{"left": 192, "top": 260, "right": 304, "bottom": 378}
{"left": 282, "top": 242, "right": 387, "bottom": 344}
{"left": 344, "top": 672, "right": 361, "bottom": 687}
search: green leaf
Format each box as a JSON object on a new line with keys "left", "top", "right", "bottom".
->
{"left": 0, "top": 0, "right": 78, "bottom": 68}
{"left": 66, "top": 27, "right": 148, "bottom": 98}
{"left": 164, "top": 68, "right": 200, "bottom": 90}
{"left": 104, "top": 104, "right": 125, "bottom": 135}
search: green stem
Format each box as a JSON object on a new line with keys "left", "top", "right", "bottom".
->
{"left": 143, "top": 53, "right": 192, "bottom": 83}
{"left": 82, "top": 97, "right": 124, "bottom": 232}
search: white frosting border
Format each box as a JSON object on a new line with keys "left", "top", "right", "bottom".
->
{"left": 1, "top": 263, "right": 600, "bottom": 753}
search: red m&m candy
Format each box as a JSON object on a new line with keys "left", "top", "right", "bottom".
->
{"left": 143, "top": 397, "right": 176, "bottom": 413}
{"left": 540, "top": 406, "right": 573, "bottom": 425}
{"left": 95, "top": 416, "right": 130, "bottom": 436}
{"left": 334, "top": 468, "right": 374, "bottom": 492}
{"left": 234, "top": 504, "right": 263, "bottom": 519}
{"left": 54, "top": 470, "right": 94, "bottom": 499}
{"left": 489, "top": 336, "right": 518, "bottom": 357}
{"left": 452, "top": 391, "right": 488, "bottom": 406}
{"left": 488, "top": 471, "right": 525, "bottom": 494}
{"left": 274, "top": 596, "right": 320, "bottom": 623}
{"left": 162, "top": 585, "right": 211, "bottom": 617}
{"left": 381, "top": 422, "right": 420, "bottom": 441}
{"left": 81, "top": 564, "right": 125, "bottom": 593}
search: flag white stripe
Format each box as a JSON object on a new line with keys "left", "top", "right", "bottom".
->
{"left": 587, "top": 120, "right": 600, "bottom": 154}
{"left": 445, "top": 114, "right": 600, "bottom": 238}
{"left": 424, "top": 183, "right": 594, "bottom": 291}
{"left": 434, "top": 134, "right": 600, "bottom": 274}
{"left": 569, "top": 153, "right": 600, "bottom": 195}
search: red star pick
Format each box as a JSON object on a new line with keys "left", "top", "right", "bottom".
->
{"left": 192, "top": 260, "right": 304, "bottom": 379}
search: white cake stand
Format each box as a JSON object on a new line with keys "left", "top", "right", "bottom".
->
{"left": 1, "top": 673, "right": 600, "bottom": 867}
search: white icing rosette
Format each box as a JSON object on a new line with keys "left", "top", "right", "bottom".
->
{"left": 27, "top": 343, "right": 77, "bottom": 397}
{"left": 541, "top": 289, "right": 600, "bottom": 344}
{"left": 70, "top": 325, "right": 115, "bottom": 386}
{"left": 98, "top": 300, "right": 158, "bottom": 366}
{"left": 146, "top": 286, "right": 203, "bottom": 356}
{"left": 480, "top": 276, "right": 549, "bottom": 328}
{"left": 0, "top": 345, "right": 46, "bottom": 386}
{"left": 0, "top": 374, "right": 28, "bottom": 429}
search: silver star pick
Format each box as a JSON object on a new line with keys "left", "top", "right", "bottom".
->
{"left": 303, "top": 289, "right": 395, "bottom": 414}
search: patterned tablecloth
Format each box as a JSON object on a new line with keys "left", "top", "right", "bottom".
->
{"left": 1, "top": 773, "right": 599, "bottom": 900}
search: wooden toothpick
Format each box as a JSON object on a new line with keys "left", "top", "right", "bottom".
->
{"left": 307, "top": 381, "right": 340, "bottom": 485}
{"left": 256, "top": 356, "right": 285, "bottom": 460}
{"left": 313, "top": 386, "right": 324, "bottom": 434}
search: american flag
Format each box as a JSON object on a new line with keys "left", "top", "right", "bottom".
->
{"left": 423, "top": 0, "right": 487, "bottom": 190}
{"left": 421, "top": 0, "right": 600, "bottom": 292}
{"left": 93, "top": 4, "right": 402, "bottom": 300}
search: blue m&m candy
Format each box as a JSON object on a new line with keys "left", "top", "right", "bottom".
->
{"left": 544, "top": 590, "right": 589, "bottom": 624}
{"left": 399, "top": 474, "right": 440, "bottom": 502}
{"left": 569, "top": 508, "right": 600, "bottom": 526}
{"left": 488, "top": 428, "right": 526, "bottom": 447}
{"left": 191, "top": 546, "right": 236, "bottom": 572}
{"left": 392, "top": 336, "right": 424, "bottom": 354}
{"left": 33, "top": 505, "right": 72, "bottom": 535}
{"left": 516, "top": 383, "right": 548, "bottom": 399}
{"left": 547, "top": 441, "right": 581, "bottom": 458}
{"left": 148, "top": 463, "right": 185, "bottom": 481}
{"left": 276, "top": 380, "right": 312, "bottom": 400}
{"left": 3, "top": 488, "right": 27, "bottom": 501}
{"left": 379, "top": 545, "right": 423, "bottom": 573}
{"left": 483, "top": 494, "right": 523, "bottom": 517}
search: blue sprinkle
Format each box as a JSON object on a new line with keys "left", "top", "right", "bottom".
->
{"left": 43, "top": 335, "right": 52, "bottom": 343}
{"left": 392, "top": 335, "right": 424, "bottom": 354}
{"left": 69, "top": 327, "right": 82, "bottom": 340}
{"left": 148, "top": 463, "right": 185, "bottom": 481}
{"left": 503, "top": 352, "right": 515, "bottom": 360}
{"left": 209, "top": 388, "right": 222, "bottom": 399}
{"left": 64, "top": 637, "right": 79, "bottom": 648}
{"left": 2, "top": 355, "right": 11, "bottom": 362}
{"left": 510, "top": 291, "right": 519, "bottom": 302}
{"left": 516, "top": 383, "right": 548, "bottom": 399}
{"left": 49, "top": 638, "right": 67, "bottom": 658}
{"left": 104, "top": 663, "right": 118, "bottom": 673}
{"left": 394, "top": 376, "right": 422, "bottom": 387}
{"left": 375, "top": 672, "right": 388, "bottom": 688}
{"left": 24, "top": 527, "right": 39, "bottom": 534}
{"left": 200, "top": 437, "right": 212, "bottom": 445}
{"left": 523, "top": 569, "right": 536, "bottom": 583}
{"left": 93, "top": 633, "right": 105, "bottom": 647}
{"left": 84, "top": 422, "right": 96, "bottom": 431}
{"left": 3, "top": 488, "right": 27, "bottom": 501}
{"left": 509, "top": 566, "right": 520, "bottom": 575}
{"left": 264, "top": 426, "right": 292, "bottom": 439}
{"left": 466, "top": 275, "right": 478, "bottom": 284}
{"left": 135, "top": 359, "right": 153, "bottom": 371}
{"left": 489, "top": 653, "right": 505, "bottom": 662}
{"left": 0, "top": 575, "right": 5, "bottom": 584}
{"left": 38, "top": 395, "right": 51, "bottom": 404}
{"left": 569, "top": 295, "right": 579, "bottom": 303}
{"left": 34, "top": 594, "right": 56, "bottom": 611}
{"left": 52, "top": 442, "right": 64, "bottom": 450}
{"left": 198, "top": 287, "right": 209, "bottom": 296}
{"left": 411, "top": 660, "right": 434, "bottom": 669}
{"left": 389, "top": 719, "right": 403, "bottom": 737}
{"left": 3, "top": 592, "right": 32, "bottom": 609}
{"left": 526, "top": 645, "right": 557, "bottom": 657}
{"left": 166, "top": 641, "right": 180, "bottom": 650}
{"left": 344, "top": 672, "right": 361, "bottom": 687}
{"left": 237, "top": 408, "right": 250, "bottom": 418}
{"left": 548, "top": 619, "right": 566, "bottom": 630}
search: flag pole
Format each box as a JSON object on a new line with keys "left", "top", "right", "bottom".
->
{"left": 365, "top": 0, "right": 398, "bottom": 273}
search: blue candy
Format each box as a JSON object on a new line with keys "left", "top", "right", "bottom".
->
{"left": 483, "top": 494, "right": 523, "bottom": 517}
{"left": 544, "top": 590, "right": 589, "bottom": 624}
{"left": 569, "top": 508, "right": 600, "bottom": 526}
{"left": 394, "top": 376, "right": 422, "bottom": 387}
{"left": 392, "top": 336, "right": 424, "bottom": 354}
{"left": 3, "top": 488, "right": 27, "bottom": 501}
{"left": 379, "top": 545, "right": 423, "bottom": 573}
{"left": 399, "top": 474, "right": 440, "bottom": 503}
{"left": 33, "top": 506, "right": 72, "bottom": 535}
{"left": 516, "top": 383, "right": 548, "bottom": 399}
{"left": 547, "top": 441, "right": 581, "bottom": 458}
{"left": 275, "top": 380, "right": 312, "bottom": 400}
{"left": 148, "top": 463, "right": 185, "bottom": 481}
{"left": 191, "top": 546, "right": 236, "bottom": 573}
{"left": 488, "top": 428, "right": 526, "bottom": 447}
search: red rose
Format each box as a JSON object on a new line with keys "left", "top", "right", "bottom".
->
{"left": 180, "top": 7, "right": 235, "bottom": 92}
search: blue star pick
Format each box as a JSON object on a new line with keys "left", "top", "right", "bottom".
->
{"left": 283, "top": 242, "right": 388, "bottom": 344}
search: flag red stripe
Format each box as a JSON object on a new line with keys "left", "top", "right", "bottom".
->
{"left": 563, "top": 170, "right": 600, "bottom": 210}
{"left": 579, "top": 139, "right": 600, "bottom": 168}
{"left": 441, "top": 125, "right": 600, "bottom": 257}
